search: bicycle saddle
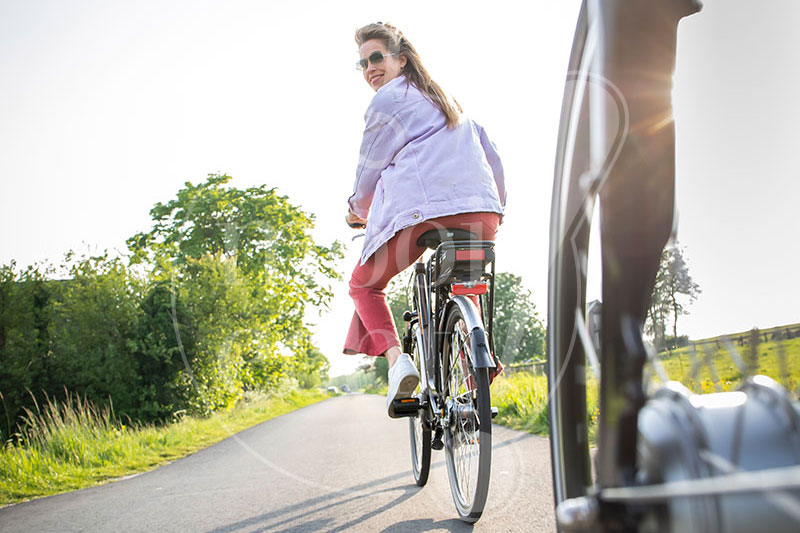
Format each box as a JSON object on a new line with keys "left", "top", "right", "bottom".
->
{"left": 416, "top": 228, "right": 478, "bottom": 250}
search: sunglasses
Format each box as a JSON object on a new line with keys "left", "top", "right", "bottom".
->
{"left": 356, "top": 51, "right": 398, "bottom": 71}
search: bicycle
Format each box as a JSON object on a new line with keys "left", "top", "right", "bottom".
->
{"left": 389, "top": 227, "right": 499, "bottom": 523}
{"left": 548, "top": 1, "right": 800, "bottom": 531}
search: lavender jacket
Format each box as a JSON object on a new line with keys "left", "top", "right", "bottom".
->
{"left": 348, "top": 76, "right": 506, "bottom": 264}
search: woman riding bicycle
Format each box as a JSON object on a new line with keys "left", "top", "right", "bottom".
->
{"left": 342, "top": 22, "right": 506, "bottom": 418}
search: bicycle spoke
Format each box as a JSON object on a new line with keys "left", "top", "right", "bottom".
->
{"left": 720, "top": 336, "right": 748, "bottom": 375}
{"left": 646, "top": 342, "right": 670, "bottom": 384}
{"left": 699, "top": 450, "right": 800, "bottom": 522}
{"left": 701, "top": 345, "right": 722, "bottom": 392}
{"left": 448, "top": 316, "right": 480, "bottom": 508}
{"left": 407, "top": 321, "right": 430, "bottom": 487}
{"left": 600, "top": 464, "right": 800, "bottom": 502}
{"left": 441, "top": 301, "right": 492, "bottom": 522}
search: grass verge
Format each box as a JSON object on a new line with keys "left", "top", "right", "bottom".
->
{"left": 491, "top": 372, "right": 549, "bottom": 435}
{"left": 0, "top": 388, "right": 328, "bottom": 505}
{"left": 491, "top": 372, "right": 599, "bottom": 443}
{"left": 361, "top": 373, "right": 574, "bottom": 439}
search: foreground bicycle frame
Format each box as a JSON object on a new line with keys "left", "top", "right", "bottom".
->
{"left": 548, "top": 1, "right": 800, "bottom": 531}
{"left": 396, "top": 232, "right": 498, "bottom": 523}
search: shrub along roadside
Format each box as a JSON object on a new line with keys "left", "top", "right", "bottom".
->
{"left": 1, "top": 174, "right": 343, "bottom": 442}
{"left": 0, "top": 388, "right": 327, "bottom": 505}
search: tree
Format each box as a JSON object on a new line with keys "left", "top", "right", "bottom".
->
{"left": 0, "top": 262, "right": 54, "bottom": 441}
{"left": 292, "top": 339, "right": 331, "bottom": 389}
{"left": 0, "top": 252, "right": 148, "bottom": 435}
{"left": 126, "top": 174, "right": 343, "bottom": 414}
{"left": 646, "top": 253, "right": 670, "bottom": 350}
{"left": 0, "top": 175, "right": 344, "bottom": 436}
{"left": 46, "top": 252, "right": 144, "bottom": 418}
{"left": 663, "top": 245, "right": 701, "bottom": 347}
{"left": 492, "top": 273, "right": 545, "bottom": 364}
{"left": 646, "top": 244, "right": 701, "bottom": 350}
{"left": 128, "top": 174, "right": 342, "bottom": 326}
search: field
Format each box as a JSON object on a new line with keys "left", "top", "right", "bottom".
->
{"left": 647, "top": 327, "right": 800, "bottom": 397}
{"left": 492, "top": 324, "right": 800, "bottom": 442}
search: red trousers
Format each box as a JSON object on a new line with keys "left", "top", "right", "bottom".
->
{"left": 343, "top": 212, "right": 500, "bottom": 356}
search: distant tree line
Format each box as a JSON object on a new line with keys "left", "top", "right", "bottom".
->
{"left": 0, "top": 174, "right": 341, "bottom": 442}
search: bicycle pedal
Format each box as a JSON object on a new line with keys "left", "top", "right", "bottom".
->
{"left": 391, "top": 397, "right": 420, "bottom": 418}
{"left": 491, "top": 406, "right": 498, "bottom": 419}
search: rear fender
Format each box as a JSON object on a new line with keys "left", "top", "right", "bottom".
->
{"left": 443, "top": 295, "right": 495, "bottom": 370}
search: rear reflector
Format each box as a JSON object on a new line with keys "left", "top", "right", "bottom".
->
{"left": 451, "top": 282, "right": 489, "bottom": 296}
{"left": 455, "top": 249, "right": 485, "bottom": 261}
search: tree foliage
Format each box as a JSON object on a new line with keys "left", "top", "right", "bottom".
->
{"left": 126, "top": 174, "right": 343, "bottom": 415}
{"left": 492, "top": 273, "right": 546, "bottom": 364}
{"left": 0, "top": 174, "right": 342, "bottom": 441}
{"left": 646, "top": 244, "right": 701, "bottom": 350}
{"left": 128, "top": 174, "right": 342, "bottom": 328}
{"left": 0, "top": 262, "right": 54, "bottom": 440}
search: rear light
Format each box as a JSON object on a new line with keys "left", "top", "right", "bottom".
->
{"left": 455, "top": 249, "right": 485, "bottom": 261}
{"left": 451, "top": 282, "right": 488, "bottom": 296}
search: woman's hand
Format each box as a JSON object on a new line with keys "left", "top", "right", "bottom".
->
{"left": 346, "top": 210, "right": 367, "bottom": 229}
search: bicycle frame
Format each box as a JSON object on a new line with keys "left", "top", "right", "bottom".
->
{"left": 549, "top": 2, "right": 800, "bottom": 532}
{"left": 549, "top": 0, "right": 698, "bottom": 505}
{"left": 403, "top": 236, "right": 499, "bottom": 523}
{"left": 407, "top": 239, "right": 496, "bottom": 419}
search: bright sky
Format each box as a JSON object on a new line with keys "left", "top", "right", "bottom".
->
{"left": 1, "top": 1, "right": 797, "bottom": 376}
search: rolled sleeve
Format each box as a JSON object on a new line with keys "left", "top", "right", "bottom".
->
{"left": 348, "top": 106, "right": 408, "bottom": 218}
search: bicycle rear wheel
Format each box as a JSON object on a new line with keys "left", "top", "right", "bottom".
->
{"left": 441, "top": 303, "right": 492, "bottom": 523}
{"left": 408, "top": 323, "right": 431, "bottom": 486}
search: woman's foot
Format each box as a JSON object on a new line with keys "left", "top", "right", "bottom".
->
{"left": 386, "top": 353, "right": 420, "bottom": 418}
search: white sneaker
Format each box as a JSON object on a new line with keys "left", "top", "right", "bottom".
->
{"left": 386, "top": 353, "right": 420, "bottom": 418}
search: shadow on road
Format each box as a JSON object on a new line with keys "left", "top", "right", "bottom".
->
{"left": 380, "top": 518, "right": 474, "bottom": 532}
{"left": 207, "top": 431, "right": 533, "bottom": 531}
{"left": 207, "top": 470, "right": 415, "bottom": 532}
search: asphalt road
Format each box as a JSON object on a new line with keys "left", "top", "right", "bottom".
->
{"left": 0, "top": 394, "right": 555, "bottom": 532}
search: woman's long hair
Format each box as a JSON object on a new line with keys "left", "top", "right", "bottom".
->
{"left": 355, "top": 22, "right": 463, "bottom": 129}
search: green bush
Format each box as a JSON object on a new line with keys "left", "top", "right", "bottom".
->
{"left": 0, "top": 174, "right": 342, "bottom": 441}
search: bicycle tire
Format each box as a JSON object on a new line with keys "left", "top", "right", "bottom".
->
{"left": 408, "top": 323, "right": 431, "bottom": 487}
{"left": 441, "top": 303, "right": 492, "bottom": 523}
{"left": 547, "top": 3, "right": 800, "bottom": 532}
